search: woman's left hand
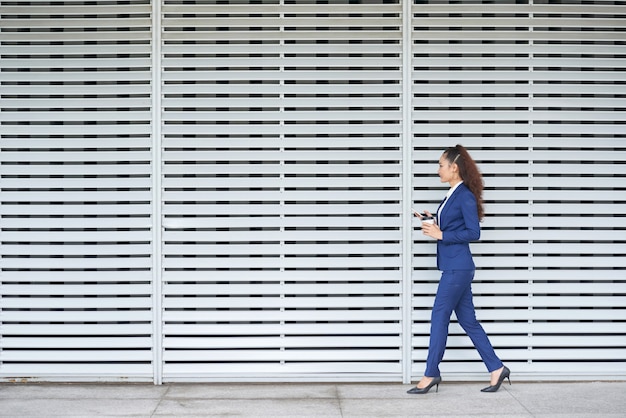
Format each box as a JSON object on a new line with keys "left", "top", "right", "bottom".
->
{"left": 422, "top": 222, "right": 443, "bottom": 240}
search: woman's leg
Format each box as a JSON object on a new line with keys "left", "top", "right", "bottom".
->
{"left": 424, "top": 270, "right": 473, "bottom": 377}
{"left": 454, "top": 281, "right": 503, "bottom": 373}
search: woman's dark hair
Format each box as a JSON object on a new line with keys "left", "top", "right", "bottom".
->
{"left": 443, "top": 144, "right": 485, "bottom": 220}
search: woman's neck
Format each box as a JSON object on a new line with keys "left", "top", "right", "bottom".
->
{"left": 449, "top": 179, "right": 462, "bottom": 188}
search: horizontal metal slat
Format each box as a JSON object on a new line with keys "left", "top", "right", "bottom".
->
{"left": 162, "top": 203, "right": 399, "bottom": 216}
{"left": 163, "top": 216, "right": 401, "bottom": 229}
{"left": 1, "top": 258, "right": 151, "bottom": 270}
{"left": 162, "top": 257, "right": 401, "bottom": 270}
{"left": 0, "top": 149, "right": 151, "bottom": 163}
{"left": 428, "top": 322, "right": 623, "bottom": 335}
{"left": 163, "top": 17, "right": 399, "bottom": 28}
{"left": 162, "top": 229, "right": 400, "bottom": 242}
{"left": 1, "top": 100, "right": 151, "bottom": 111}
{"left": 163, "top": 243, "right": 402, "bottom": 256}
{"left": 163, "top": 190, "right": 400, "bottom": 202}
{"left": 2, "top": 215, "right": 150, "bottom": 228}
{"left": 162, "top": 310, "right": 400, "bottom": 323}
{"left": 1, "top": 5, "right": 151, "bottom": 14}
{"left": 0, "top": 32, "right": 152, "bottom": 41}
{"left": 163, "top": 110, "right": 401, "bottom": 122}
{"left": 1, "top": 111, "right": 152, "bottom": 123}
{"left": 0, "top": 271, "right": 153, "bottom": 283}
{"left": 164, "top": 336, "right": 401, "bottom": 349}
{"left": 164, "top": 362, "right": 399, "bottom": 375}
{"left": 1, "top": 298, "right": 152, "bottom": 309}
{"left": 483, "top": 335, "right": 626, "bottom": 348}
{"left": 415, "top": 17, "right": 624, "bottom": 29}
{"left": 164, "top": 70, "right": 400, "bottom": 82}
{"left": 0, "top": 18, "right": 152, "bottom": 29}
{"left": 468, "top": 309, "right": 626, "bottom": 322}
{"left": 0, "top": 311, "right": 152, "bottom": 322}
{"left": 162, "top": 270, "right": 400, "bottom": 282}
{"left": 163, "top": 349, "right": 400, "bottom": 362}
{"left": 162, "top": 31, "right": 400, "bottom": 42}
{"left": 0, "top": 364, "right": 152, "bottom": 376}
{"left": 162, "top": 163, "right": 399, "bottom": 176}
{"left": 163, "top": 283, "right": 401, "bottom": 296}
{"left": 0, "top": 204, "right": 152, "bottom": 216}
{"left": 162, "top": 124, "right": 402, "bottom": 135}
{"left": 162, "top": 323, "right": 401, "bottom": 337}
{"left": 162, "top": 137, "right": 398, "bottom": 148}
{"left": 1, "top": 350, "right": 152, "bottom": 362}
{"left": 163, "top": 97, "right": 400, "bottom": 109}
{"left": 531, "top": 257, "right": 626, "bottom": 269}
{"left": 1, "top": 337, "right": 152, "bottom": 349}
{"left": 162, "top": 4, "right": 400, "bottom": 14}
{"left": 414, "top": 30, "right": 623, "bottom": 42}
{"left": 1, "top": 58, "right": 152, "bottom": 70}
{"left": 1, "top": 284, "right": 152, "bottom": 296}
{"left": 163, "top": 173, "right": 400, "bottom": 189}
{"left": 1, "top": 228, "right": 151, "bottom": 240}
{"left": 1, "top": 191, "right": 152, "bottom": 203}
{"left": 0, "top": 71, "right": 153, "bottom": 82}
{"left": 0, "top": 85, "right": 151, "bottom": 95}
{"left": 163, "top": 296, "right": 401, "bottom": 310}
{"left": 0, "top": 324, "right": 152, "bottom": 336}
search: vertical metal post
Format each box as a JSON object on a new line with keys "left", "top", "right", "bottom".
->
{"left": 401, "top": 0, "right": 414, "bottom": 385}
{"left": 151, "top": 0, "right": 164, "bottom": 385}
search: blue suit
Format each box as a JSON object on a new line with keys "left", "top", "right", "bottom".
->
{"left": 424, "top": 183, "right": 503, "bottom": 377}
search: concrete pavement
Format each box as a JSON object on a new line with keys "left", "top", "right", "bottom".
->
{"left": 1, "top": 381, "right": 625, "bottom": 417}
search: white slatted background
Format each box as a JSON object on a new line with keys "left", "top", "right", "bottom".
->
{"left": 411, "top": 1, "right": 626, "bottom": 380}
{"left": 0, "top": 0, "right": 155, "bottom": 380}
{"left": 159, "top": 0, "right": 405, "bottom": 381}
{"left": 1, "top": 0, "right": 625, "bottom": 383}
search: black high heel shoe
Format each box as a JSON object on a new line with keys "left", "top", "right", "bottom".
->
{"left": 481, "top": 366, "right": 511, "bottom": 392}
{"left": 407, "top": 376, "right": 442, "bottom": 394}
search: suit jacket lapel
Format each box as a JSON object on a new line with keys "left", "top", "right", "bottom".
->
{"left": 436, "top": 196, "right": 447, "bottom": 226}
{"left": 438, "top": 186, "right": 460, "bottom": 229}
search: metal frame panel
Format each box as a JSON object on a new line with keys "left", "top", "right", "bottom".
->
{"left": 410, "top": 0, "right": 626, "bottom": 381}
{"left": 159, "top": 0, "right": 405, "bottom": 382}
{"left": 0, "top": 0, "right": 155, "bottom": 382}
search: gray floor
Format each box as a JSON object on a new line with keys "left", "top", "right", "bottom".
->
{"left": 1, "top": 381, "right": 625, "bottom": 417}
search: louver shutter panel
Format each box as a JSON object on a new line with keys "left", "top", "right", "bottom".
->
{"left": 0, "top": 0, "right": 155, "bottom": 379}
{"left": 411, "top": 1, "right": 626, "bottom": 379}
{"left": 160, "top": 0, "right": 405, "bottom": 380}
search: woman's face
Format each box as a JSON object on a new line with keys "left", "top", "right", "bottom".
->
{"left": 438, "top": 154, "right": 457, "bottom": 184}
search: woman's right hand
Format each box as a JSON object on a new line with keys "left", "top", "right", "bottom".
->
{"left": 421, "top": 210, "right": 434, "bottom": 219}
{"left": 414, "top": 209, "right": 434, "bottom": 219}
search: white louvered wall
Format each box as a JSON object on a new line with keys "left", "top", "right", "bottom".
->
{"left": 0, "top": 0, "right": 155, "bottom": 380}
{"left": 410, "top": 1, "right": 626, "bottom": 380}
{"left": 159, "top": 0, "right": 405, "bottom": 381}
{"left": 1, "top": 0, "right": 625, "bottom": 383}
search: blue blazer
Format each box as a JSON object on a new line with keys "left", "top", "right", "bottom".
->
{"left": 436, "top": 183, "right": 480, "bottom": 271}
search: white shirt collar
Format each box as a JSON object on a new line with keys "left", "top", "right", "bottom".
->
{"left": 446, "top": 181, "right": 464, "bottom": 199}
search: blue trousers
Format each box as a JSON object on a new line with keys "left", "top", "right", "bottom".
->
{"left": 424, "top": 270, "right": 503, "bottom": 377}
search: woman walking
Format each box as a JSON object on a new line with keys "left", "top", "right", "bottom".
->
{"left": 409, "top": 145, "right": 510, "bottom": 394}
